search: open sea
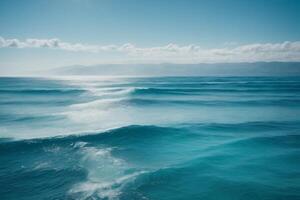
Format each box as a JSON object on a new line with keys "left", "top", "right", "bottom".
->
{"left": 0, "top": 76, "right": 300, "bottom": 200}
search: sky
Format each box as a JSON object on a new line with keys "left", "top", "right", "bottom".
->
{"left": 0, "top": 0, "right": 300, "bottom": 74}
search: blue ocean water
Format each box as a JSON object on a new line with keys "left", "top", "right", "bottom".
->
{"left": 0, "top": 76, "right": 300, "bottom": 200}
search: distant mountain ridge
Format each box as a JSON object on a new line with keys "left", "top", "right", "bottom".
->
{"left": 50, "top": 62, "right": 300, "bottom": 76}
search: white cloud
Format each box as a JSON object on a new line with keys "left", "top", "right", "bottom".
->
{"left": 0, "top": 36, "right": 300, "bottom": 63}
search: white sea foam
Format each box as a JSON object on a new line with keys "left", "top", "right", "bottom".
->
{"left": 70, "top": 171, "right": 146, "bottom": 200}
{"left": 33, "top": 161, "right": 51, "bottom": 170}
{"left": 69, "top": 98, "right": 125, "bottom": 110}
{"left": 69, "top": 144, "right": 146, "bottom": 200}
{"left": 65, "top": 78, "right": 134, "bottom": 98}
{"left": 86, "top": 87, "right": 135, "bottom": 98}
{"left": 73, "top": 141, "right": 88, "bottom": 148}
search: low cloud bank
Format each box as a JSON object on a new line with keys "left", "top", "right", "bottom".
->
{"left": 1, "top": 36, "right": 300, "bottom": 63}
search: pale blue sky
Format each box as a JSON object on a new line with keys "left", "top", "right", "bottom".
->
{"left": 0, "top": 0, "right": 300, "bottom": 74}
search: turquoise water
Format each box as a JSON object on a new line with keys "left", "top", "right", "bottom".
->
{"left": 0, "top": 77, "right": 300, "bottom": 200}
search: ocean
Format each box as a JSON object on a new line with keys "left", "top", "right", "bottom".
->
{"left": 0, "top": 76, "right": 300, "bottom": 200}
